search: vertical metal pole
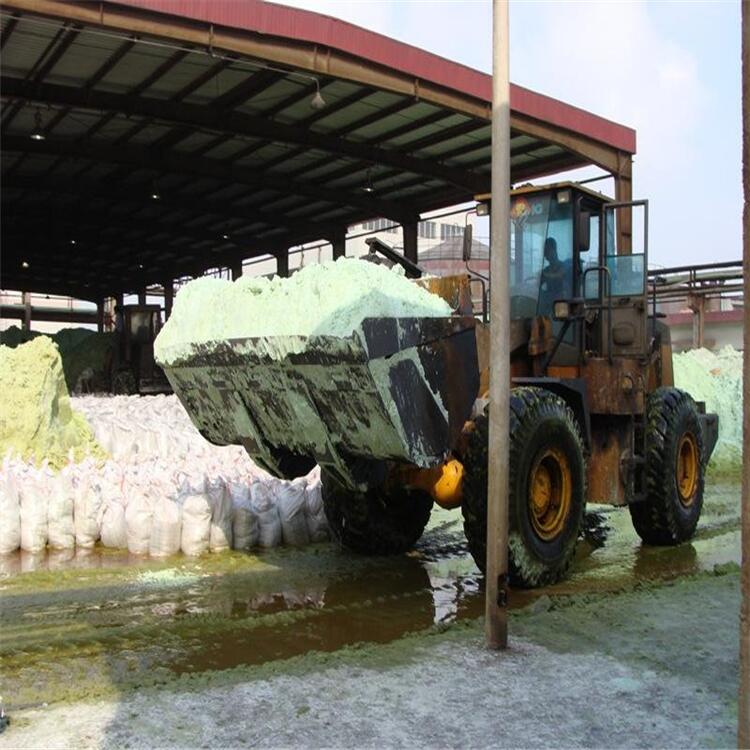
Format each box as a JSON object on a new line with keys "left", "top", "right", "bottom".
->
{"left": 402, "top": 220, "right": 419, "bottom": 264}
{"left": 276, "top": 249, "right": 289, "bottom": 278}
{"left": 163, "top": 279, "right": 174, "bottom": 320}
{"left": 331, "top": 228, "right": 347, "bottom": 260}
{"left": 486, "top": 0, "right": 511, "bottom": 650}
{"left": 739, "top": 2, "right": 749, "bottom": 745}
{"left": 96, "top": 299, "right": 105, "bottom": 333}
{"left": 21, "top": 292, "right": 31, "bottom": 332}
{"left": 231, "top": 260, "right": 243, "bottom": 281}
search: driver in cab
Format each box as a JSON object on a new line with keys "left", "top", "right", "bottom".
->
{"left": 540, "top": 237, "right": 564, "bottom": 310}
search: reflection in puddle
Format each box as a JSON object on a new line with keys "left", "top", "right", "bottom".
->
{"left": 0, "top": 481, "right": 740, "bottom": 704}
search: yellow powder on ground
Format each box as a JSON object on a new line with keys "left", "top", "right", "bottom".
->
{"left": 0, "top": 337, "right": 104, "bottom": 468}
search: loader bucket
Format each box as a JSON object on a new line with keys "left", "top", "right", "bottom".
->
{"left": 161, "top": 316, "right": 479, "bottom": 490}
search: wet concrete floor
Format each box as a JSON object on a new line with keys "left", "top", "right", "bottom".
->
{"left": 0, "top": 479, "right": 740, "bottom": 709}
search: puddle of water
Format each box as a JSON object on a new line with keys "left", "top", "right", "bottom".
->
{"left": 0, "top": 480, "right": 740, "bottom": 706}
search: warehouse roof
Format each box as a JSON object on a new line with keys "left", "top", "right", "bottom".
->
{"left": 0, "top": 0, "right": 636, "bottom": 300}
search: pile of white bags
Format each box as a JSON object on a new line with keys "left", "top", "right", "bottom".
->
{"left": 0, "top": 395, "right": 329, "bottom": 559}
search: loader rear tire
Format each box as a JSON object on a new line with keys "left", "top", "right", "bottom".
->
{"left": 461, "top": 387, "right": 586, "bottom": 588}
{"left": 629, "top": 387, "right": 705, "bottom": 545}
{"left": 321, "top": 471, "right": 433, "bottom": 555}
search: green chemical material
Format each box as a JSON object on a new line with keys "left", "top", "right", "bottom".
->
{"left": 155, "top": 258, "right": 451, "bottom": 365}
{"left": 673, "top": 346, "right": 743, "bottom": 476}
{"left": 0, "top": 337, "right": 104, "bottom": 468}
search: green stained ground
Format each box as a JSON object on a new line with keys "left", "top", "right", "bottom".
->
{"left": 0, "top": 479, "right": 740, "bottom": 720}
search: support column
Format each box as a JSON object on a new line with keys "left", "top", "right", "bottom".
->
{"left": 688, "top": 293, "right": 705, "bottom": 349}
{"left": 402, "top": 220, "right": 418, "bottom": 264}
{"left": 330, "top": 228, "right": 347, "bottom": 260}
{"left": 163, "top": 279, "right": 174, "bottom": 320}
{"left": 138, "top": 288, "right": 146, "bottom": 305}
{"left": 21, "top": 292, "right": 31, "bottom": 332}
{"left": 114, "top": 292, "right": 124, "bottom": 332}
{"left": 614, "top": 155, "right": 633, "bottom": 254}
{"left": 231, "top": 260, "right": 243, "bottom": 281}
{"left": 486, "top": 0, "right": 511, "bottom": 650}
{"left": 96, "top": 299, "right": 105, "bottom": 333}
{"left": 740, "top": 4, "right": 750, "bottom": 745}
{"left": 276, "top": 249, "right": 289, "bottom": 278}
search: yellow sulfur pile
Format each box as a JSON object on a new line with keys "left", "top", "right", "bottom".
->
{"left": 0, "top": 337, "right": 104, "bottom": 468}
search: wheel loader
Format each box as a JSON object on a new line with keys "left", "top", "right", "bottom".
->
{"left": 160, "top": 181, "right": 718, "bottom": 588}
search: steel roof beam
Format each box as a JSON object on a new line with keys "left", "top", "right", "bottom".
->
{"left": 73, "top": 48, "right": 191, "bottom": 147}
{"left": 3, "top": 213, "right": 248, "bottom": 252}
{"left": 41, "top": 38, "right": 137, "bottom": 139}
{"left": 277, "top": 109, "right": 461, "bottom": 185}
{"left": 1, "top": 174, "right": 331, "bottom": 232}
{"left": 3, "top": 134, "right": 413, "bottom": 223}
{"left": 117, "top": 63, "right": 278, "bottom": 148}
{"left": 2, "top": 77, "right": 484, "bottom": 193}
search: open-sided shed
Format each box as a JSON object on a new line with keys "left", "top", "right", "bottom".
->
{"left": 1, "top": 0, "right": 636, "bottom": 307}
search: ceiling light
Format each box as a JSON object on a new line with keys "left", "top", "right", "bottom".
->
{"left": 30, "top": 109, "right": 45, "bottom": 141}
{"left": 69, "top": 239, "right": 76, "bottom": 245}
{"left": 21, "top": 260, "right": 29, "bottom": 269}
{"left": 138, "top": 263, "right": 144, "bottom": 270}
{"left": 362, "top": 168, "right": 375, "bottom": 194}
{"left": 310, "top": 84, "right": 326, "bottom": 110}
{"left": 151, "top": 178, "right": 160, "bottom": 200}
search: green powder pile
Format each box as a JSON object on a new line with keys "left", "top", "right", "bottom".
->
{"left": 155, "top": 258, "right": 451, "bottom": 365}
{"left": 673, "top": 346, "right": 743, "bottom": 476}
{"left": 0, "top": 336, "right": 104, "bottom": 468}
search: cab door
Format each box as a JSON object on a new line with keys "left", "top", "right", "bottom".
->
{"left": 599, "top": 200, "right": 649, "bottom": 359}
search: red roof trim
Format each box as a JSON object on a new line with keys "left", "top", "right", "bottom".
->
{"left": 107, "top": 0, "right": 636, "bottom": 154}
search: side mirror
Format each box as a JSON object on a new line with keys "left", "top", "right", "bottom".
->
{"left": 462, "top": 223, "right": 473, "bottom": 261}
{"left": 577, "top": 211, "right": 591, "bottom": 253}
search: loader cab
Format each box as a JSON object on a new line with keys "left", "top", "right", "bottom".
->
{"left": 497, "top": 182, "right": 649, "bottom": 366}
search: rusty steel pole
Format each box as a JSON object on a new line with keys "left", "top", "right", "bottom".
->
{"left": 486, "top": 0, "right": 511, "bottom": 650}
{"left": 739, "top": 1, "right": 749, "bottom": 745}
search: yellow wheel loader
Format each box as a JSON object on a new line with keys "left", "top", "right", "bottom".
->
{"left": 161, "top": 182, "right": 718, "bottom": 588}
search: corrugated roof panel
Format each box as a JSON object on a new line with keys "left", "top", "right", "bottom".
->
{"left": 426, "top": 129, "right": 491, "bottom": 157}
{"left": 293, "top": 157, "right": 355, "bottom": 183}
{"left": 231, "top": 189, "right": 280, "bottom": 206}
{"left": 45, "top": 32, "right": 122, "bottom": 86}
{"left": 184, "top": 65, "right": 252, "bottom": 105}
{"left": 268, "top": 148, "right": 332, "bottom": 175}
{"left": 148, "top": 52, "right": 218, "bottom": 101}
{"left": 385, "top": 113, "right": 470, "bottom": 148}
{"left": 97, "top": 44, "right": 177, "bottom": 94}
{"left": 285, "top": 200, "right": 334, "bottom": 219}
{"left": 194, "top": 136, "right": 257, "bottom": 163}
{"left": 243, "top": 77, "right": 305, "bottom": 113}
{"left": 310, "top": 91, "right": 403, "bottom": 134}
{"left": 128, "top": 123, "right": 173, "bottom": 145}
{"left": 348, "top": 101, "right": 441, "bottom": 141}
{"left": 0, "top": 22, "right": 59, "bottom": 75}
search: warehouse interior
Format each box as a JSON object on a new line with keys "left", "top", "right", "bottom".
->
{"left": 1, "top": 0, "right": 636, "bottom": 322}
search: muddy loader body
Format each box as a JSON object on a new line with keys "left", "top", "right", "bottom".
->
{"left": 163, "top": 182, "right": 718, "bottom": 587}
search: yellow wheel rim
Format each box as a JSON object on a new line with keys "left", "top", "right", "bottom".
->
{"left": 528, "top": 447, "right": 572, "bottom": 541}
{"left": 676, "top": 432, "right": 699, "bottom": 506}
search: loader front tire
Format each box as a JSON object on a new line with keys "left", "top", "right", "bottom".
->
{"left": 461, "top": 387, "right": 586, "bottom": 588}
{"left": 629, "top": 387, "right": 705, "bottom": 545}
{"left": 321, "top": 471, "right": 433, "bottom": 555}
